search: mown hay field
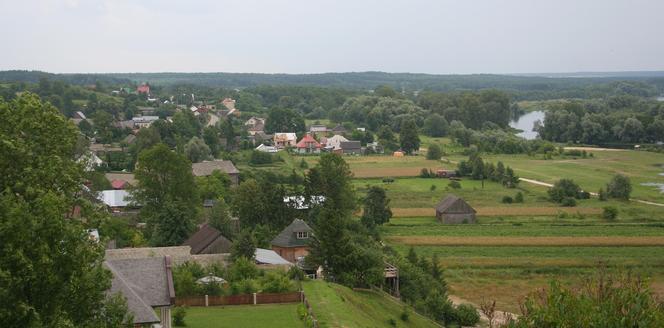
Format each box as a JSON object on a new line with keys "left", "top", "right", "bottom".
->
{"left": 387, "top": 236, "right": 664, "bottom": 246}
{"left": 390, "top": 206, "right": 602, "bottom": 217}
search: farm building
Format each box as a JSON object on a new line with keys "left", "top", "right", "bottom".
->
{"left": 435, "top": 195, "right": 476, "bottom": 224}
{"left": 271, "top": 219, "right": 313, "bottom": 263}
{"left": 182, "top": 224, "right": 232, "bottom": 255}
{"left": 191, "top": 160, "right": 240, "bottom": 185}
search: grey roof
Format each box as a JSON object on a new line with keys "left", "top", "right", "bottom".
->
{"left": 340, "top": 141, "right": 361, "bottom": 150}
{"left": 182, "top": 224, "right": 231, "bottom": 254}
{"left": 192, "top": 160, "right": 239, "bottom": 177}
{"left": 105, "top": 256, "right": 174, "bottom": 324}
{"left": 271, "top": 219, "right": 313, "bottom": 248}
{"left": 435, "top": 195, "right": 476, "bottom": 214}
{"left": 255, "top": 248, "right": 292, "bottom": 265}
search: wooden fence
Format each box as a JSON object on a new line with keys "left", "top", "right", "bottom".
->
{"left": 175, "top": 291, "right": 302, "bottom": 307}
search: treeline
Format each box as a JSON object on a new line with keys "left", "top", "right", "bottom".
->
{"left": 3, "top": 70, "right": 663, "bottom": 100}
{"left": 538, "top": 97, "right": 664, "bottom": 144}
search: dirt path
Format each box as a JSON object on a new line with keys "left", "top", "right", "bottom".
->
{"left": 449, "top": 294, "right": 516, "bottom": 327}
{"left": 563, "top": 146, "right": 627, "bottom": 152}
{"left": 519, "top": 178, "right": 664, "bottom": 207}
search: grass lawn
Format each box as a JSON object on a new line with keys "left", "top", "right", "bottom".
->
{"left": 302, "top": 280, "right": 439, "bottom": 328}
{"left": 184, "top": 304, "right": 303, "bottom": 328}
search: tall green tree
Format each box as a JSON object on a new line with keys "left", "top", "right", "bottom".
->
{"left": 0, "top": 93, "right": 129, "bottom": 326}
{"left": 231, "top": 229, "right": 257, "bottom": 261}
{"left": 361, "top": 186, "right": 392, "bottom": 229}
{"left": 399, "top": 119, "right": 420, "bottom": 154}
{"left": 606, "top": 174, "right": 632, "bottom": 200}
{"left": 305, "top": 153, "right": 356, "bottom": 216}
{"left": 134, "top": 143, "right": 199, "bottom": 246}
{"left": 264, "top": 108, "right": 305, "bottom": 133}
{"left": 184, "top": 136, "right": 211, "bottom": 163}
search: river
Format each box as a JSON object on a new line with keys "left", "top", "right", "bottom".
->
{"left": 509, "top": 110, "right": 545, "bottom": 140}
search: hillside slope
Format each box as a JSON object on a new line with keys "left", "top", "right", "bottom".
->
{"left": 302, "top": 280, "right": 440, "bottom": 328}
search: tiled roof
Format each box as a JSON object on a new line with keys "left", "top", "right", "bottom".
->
{"left": 296, "top": 134, "right": 321, "bottom": 149}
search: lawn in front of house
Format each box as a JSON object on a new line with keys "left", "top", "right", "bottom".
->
{"left": 182, "top": 304, "right": 304, "bottom": 328}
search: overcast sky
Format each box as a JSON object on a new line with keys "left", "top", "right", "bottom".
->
{"left": 1, "top": 0, "right": 662, "bottom": 74}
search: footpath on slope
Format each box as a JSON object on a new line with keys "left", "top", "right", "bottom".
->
{"left": 448, "top": 294, "right": 517, "bottom": 327}
{"left": 518, "top": 178, "right": 664, "bottom": 207}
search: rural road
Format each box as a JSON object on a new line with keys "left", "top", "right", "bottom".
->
{"left": 518, "top": 178, "right": 664, "bottom": 207}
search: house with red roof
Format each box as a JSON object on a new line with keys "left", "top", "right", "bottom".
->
{"left": 296, "top": 133, "right": 321, "bottom": 154}
{"left": 111, "top": 180, "right": 128, "bottom": 190}
{"left": 137, "top": 83, "right": 150, "bottom": 94}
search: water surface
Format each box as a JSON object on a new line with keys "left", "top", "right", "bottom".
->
{"left": 510, "top": 110, "right": 545, "bottom": 140}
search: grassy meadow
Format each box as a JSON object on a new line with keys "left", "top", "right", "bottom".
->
{"left": 279, "top": 139, "right": 664, "bottom": 313}
{"left": 302, "top": 280, "right": 439, "bottom": 328}
{"left": 185, "top": 304, "right": 304, "bottom": 328}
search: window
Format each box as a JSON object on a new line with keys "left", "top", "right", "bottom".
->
{"left": 296, "top": 231, "right": 309, "bottom": 239}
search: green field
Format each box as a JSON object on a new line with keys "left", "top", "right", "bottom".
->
{"left": 302, "top": 280, "right": 439, "bottom": 328}
{"left": 185, "top": 304, "right": 304, "bottom": 328}
{"left": 447, "top": 150, "right": 664, "bottom": 203}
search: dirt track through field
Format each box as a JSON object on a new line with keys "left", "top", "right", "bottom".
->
{"left": 518, "top": 177, "right": 664, "bottom": 207}
{"left": 390, "top": 207, "right": 602, "bottom": 217}
{"left": 386, "top": 236, "right": 664, "bottom": 246}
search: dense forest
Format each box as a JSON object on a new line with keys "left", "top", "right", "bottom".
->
{"left": 2, "top": 70, "right": 664, "bottom": 100}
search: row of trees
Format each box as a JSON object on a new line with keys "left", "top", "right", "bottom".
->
{"left": 537, "top": 99, "right": 664, "bottom": 144}
{"left": 457, "top": 154, "right": 519, "bottom": 188}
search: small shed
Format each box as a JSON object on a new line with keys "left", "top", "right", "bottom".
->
{"left": 435, "top": 195, "right": 476, "bottom": 224}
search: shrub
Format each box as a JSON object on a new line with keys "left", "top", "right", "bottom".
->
{"left": 602, "top": 206, "right": 618, "bottom": 220}
{"left": 514, "top": 192, "right": 524, "bottom": 203}
{"left": 400, "top": 307, "right": 410, "bottom": 321}
{"left": 387, "top": 318, "right": 397, "bottom": 327}
{"left": 173, "top": 306, "right": 187, "bottom": 327}
{"left": 448, "top": 180, "right": 461, "bottom": 189}
{"left": 299, "top": 158, "right": 308, "bottom": 169}
{"left": 548, "top": 179, "right": 581, "bottom": 203}
{"left": 249, "top": 150, "right": 273, "bottom": 165}
{"left": 420, "top": 168, "right": 431, "bottom": 178}
{"left": 260, "top": 271, "right": 294, "bottom": 293}
{"left": 502, "top": 196, "right": 513, "bottom": 204}
{"left": 598, "top": 188, "right": 608, "bottom": 201}
{"left": 577, "top": 190, "right": 591, "bottom": 199}
{"left": 454, "top": 304, "right": 480, "bottom": 326}
{"left": 606, "top": 174, "right": 632, "bottom": 200}
{"left": 426, "top": 144, "right": 443, "bottom": 160}
{"left": 288, "top": 265, "right": 306, "bottom": 281}
{"left": 561, "top": 197, "right": 577, "bottom": 207}
{"left": 297, "top": 304, "right": 307, "bottom": 320}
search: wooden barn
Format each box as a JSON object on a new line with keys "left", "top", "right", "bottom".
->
{"left": 435, "top": 195, "right": 476, "bottom": 224}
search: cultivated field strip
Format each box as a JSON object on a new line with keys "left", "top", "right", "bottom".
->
{"left": 387, "top": 236, "right": 664, "bottom": 246}
{"left": 390, "top": 207, "right": 603, "bottom": 217}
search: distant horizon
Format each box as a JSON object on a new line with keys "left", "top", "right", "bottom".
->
{"left": 5, "top": 69, "right": 664, "bottom": 78}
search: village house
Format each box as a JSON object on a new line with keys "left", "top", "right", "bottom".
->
{"left": 295, "top": 133, "right": 322, "bottom": 154}
{"left": 245, "top": 116, "right": 266, "bottom": 127}
{"left": 435, "top": 195, "right": 477, "bottom": 224}
{"left": 98, "top": 189, "right": 131, "bottom": 213}
{"left": 331, "top": 124, "right": 347, "bottom": 135}
{"left": 309, "top": 124, "right": 328, "bottom": 137}
{"left": 132, "top": 115, "right": 159, "bottom": 128}
{"left": 273, "top": 133, "right": 297, "bottom": 148}
{"left": 136, "top": 83, "right": 150, "bottom": 94}
{"left": 105, "top": 256, "right": 175, "bottom": 328}
{"left": 221, "top": 97, "right": 236, "bottom": 110}
{"left": 182, "top": 224, "right": 233, "bottom": 255}
{"left": 271, "top": 219, "right": 313, "bottom": 263}
{"left": 255, "top": 143, "right": 278, "bottom": 153}
{"left": 337, "top": 141, "right": 361, "bottom": 155}
{"left": 111, "top": 179, "right": 129, "bottom": 190}
{"left": 191, "top": 159, "right": 240, "bottom": 185}
{"left": 322, "top": 134, "right": 348, "bottom": 151}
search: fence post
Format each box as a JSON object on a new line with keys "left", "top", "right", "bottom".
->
{"left": 253, "top": 292, "right": 257, "bottom": 305}
{"left": 205, "top": 295, "right": 209, "bottom": 307}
